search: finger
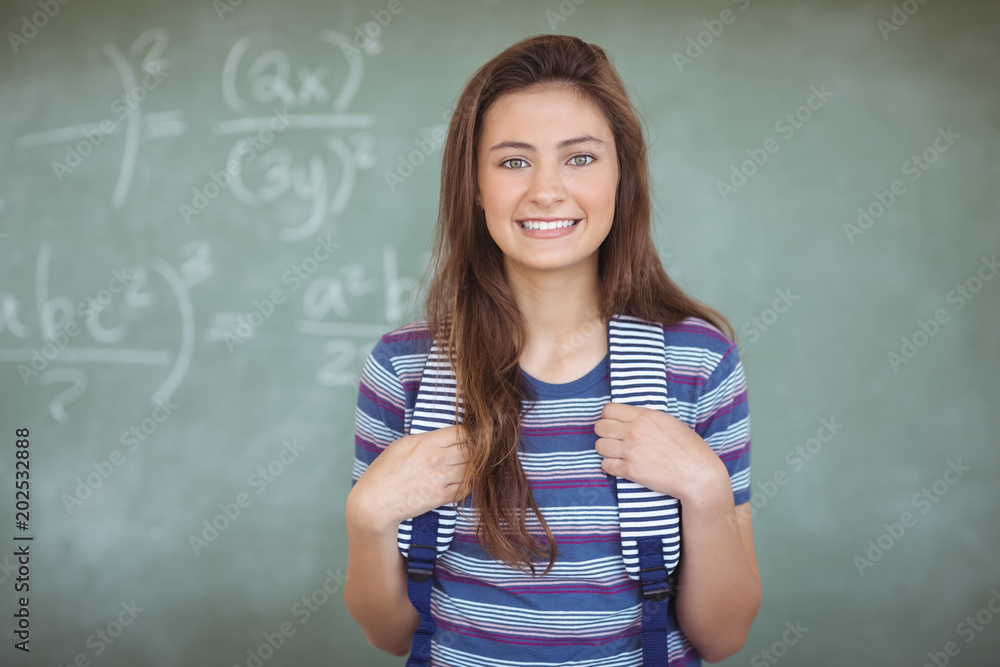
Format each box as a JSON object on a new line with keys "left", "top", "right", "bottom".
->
{"left": 446, "top": 424, "right": 468, "bottom": 445}
{"left": 425, "top": 467, "right": 466, "bottom": 495}
{"left": 441, "top": 469, "right": 467, "bottom": 488}
{"left": 593, "top": 418, "right": 624, "bottom": 439}
{"left": 445, "top": 451, "right": 467, "bottom": 467}
{"left": 437, "top": 432, "right": 468, "bottom": 454}
{"left": 446, "top": 482, "right": 471, "bottom": 504}
{"left": 601, "top": 401, "right": 637, "bottom": 420}
{"left": 594, "top": 436, "right": 624, "bottom": 460}
{"left": 425, "top": 425, "right": 465, "bottom": 447}
{"left": 600, "top": 455, "right": 626, "bottom": 478}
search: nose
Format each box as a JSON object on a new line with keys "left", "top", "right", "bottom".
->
{"left": 526, "top": 159, "right": 565, "bottom": 208}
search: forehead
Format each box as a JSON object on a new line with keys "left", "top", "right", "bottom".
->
{"left": 479, "top": 84, "right": 612, "bottom": 142}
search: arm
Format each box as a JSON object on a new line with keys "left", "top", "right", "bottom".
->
{"left": 673, "top": 477, "right": 760, "bottom": 662}
{"left": 343, "top": 340, "right": 469, "bottom": 656}
{"left": 344, "top": 489, "right": 420, "bottom": 656}
{"left": 344, "top": 343, "right": 418, "bottom": 655}
{"left": 673, "top": 346, "right": 760, "bottom": 662}
{"left": 594, "top": 343, "right": 760, "bottom": 662}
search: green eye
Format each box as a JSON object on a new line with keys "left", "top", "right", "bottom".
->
{"left": 570, "top": 155, "right": 595, "bottom": 166}
{"left": 502, "top": 158, "right": 527, "bottom": 169}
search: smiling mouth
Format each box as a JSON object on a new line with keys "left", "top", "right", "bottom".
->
{"left": 518, "top": 219, "right": 580, "bottom": 231}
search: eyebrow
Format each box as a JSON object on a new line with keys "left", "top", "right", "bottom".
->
{"left": 487, "top": 135, "right": 605, "bottom": 153}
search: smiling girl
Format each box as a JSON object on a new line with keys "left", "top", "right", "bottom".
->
{"left": 345, "top": 34, "right": 760, "bottom": 666}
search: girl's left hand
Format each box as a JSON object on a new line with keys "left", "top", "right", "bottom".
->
{"left": 594, "top": 401, "right": 726, "bottom": 501}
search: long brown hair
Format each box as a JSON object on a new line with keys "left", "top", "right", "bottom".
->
{"left": 422, "top": 34, "right": 736, "bottom": 575}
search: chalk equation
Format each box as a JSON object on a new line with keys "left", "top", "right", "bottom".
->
{"left": 14, "top": 26, "right": 377, "bottom": 243}
{"left": 0, "top": 242, "right": 203, "bottom": 421}
{"left": 5, "top": 21, "right": 424, "bottom": 406}
{"left": 204, "top": 244, "right": 423, "bottom": 388}
{"left": 15, "top": 28, "right": 181, "bottom": 209}
{"left": 209, "top": 30, "right": 377, "bottom": 241}
{"left": 298, "top": 245, "right": 417, "bottom": 388}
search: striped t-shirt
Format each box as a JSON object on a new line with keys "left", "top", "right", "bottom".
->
{"left": 351, "top": 315, "right": 752, "bottom": 666}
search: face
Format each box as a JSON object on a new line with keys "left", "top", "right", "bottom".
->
{"left": 475, "top": 84, "right": 619, "bottom": 279}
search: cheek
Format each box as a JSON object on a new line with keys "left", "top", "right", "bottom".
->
{"left": 578, "top": 167, "right": 618, "bottom": 212}
{"left": 480, "top": 172, "right": 515, "bottom": 210}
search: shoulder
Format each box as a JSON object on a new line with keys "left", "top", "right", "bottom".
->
{"left": 662, "top": 315, "right": 738, "bottom": 373}
{"left": 357, "top": 321, "right": 434, "bottom": 420}
{"left": 661, "top": 315, "right": 735, "bottom": 357}
{"left": 371, "top": 320, "right": 434, "bottom": 359}
{"left": 363, "top": 320, "right": 435, "bottom": 388}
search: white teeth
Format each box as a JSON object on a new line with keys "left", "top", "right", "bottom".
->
{"left": 519, "top": 219, "right": 578, "bottom": 231}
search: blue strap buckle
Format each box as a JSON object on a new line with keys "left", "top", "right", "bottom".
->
{"left": 639, "top": 565, "right": 673, "bottom": 602}
{"left": 406, "top": 542, "right": 437, "bottom": 582}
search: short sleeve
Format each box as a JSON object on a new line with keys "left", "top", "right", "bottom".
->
{"left": 351, "top": 338, "right": 407, "bottom": 487}
{"left": 695, "top": 344, "right": 752, "bottom": 505}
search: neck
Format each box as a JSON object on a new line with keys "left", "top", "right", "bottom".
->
{"left": 504, "top": 257, "right": 605, "bottom": 362}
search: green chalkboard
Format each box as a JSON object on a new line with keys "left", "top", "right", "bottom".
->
{"left": 1, "top": 0, "right": 999, "bottom": 665}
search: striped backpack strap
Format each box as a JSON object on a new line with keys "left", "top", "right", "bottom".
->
{"left": 397, "top": 340, "right": 461, "bottom": 667}
{"left": 400, "top": 317, "right": 678, "bottom": 665}
{"left": 608, "top": 314, "right": 680, "bottom": 666}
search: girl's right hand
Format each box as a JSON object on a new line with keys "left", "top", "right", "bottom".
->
{"left": 347, "top": 425, "right": 469, "bottom": 532}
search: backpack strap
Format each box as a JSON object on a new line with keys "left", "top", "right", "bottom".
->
{"left": 608, "top": 314, "right": 680, "bottom": 666}
{"left": 397, "top": 343, "right": 460, "bottom": 667}
{"left": 399, "top": 316, "right": 680, "bottom": 665}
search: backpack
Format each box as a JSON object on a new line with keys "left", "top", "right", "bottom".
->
{"left": 397, "top": 314, "right": 681, "bottom": 666}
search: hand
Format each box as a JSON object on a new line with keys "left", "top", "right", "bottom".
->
{"left": 349, "top": 425, "right": 469, "bottom": 532}
{"left": 593, "top": 402, "right": 725, "bottom": 501}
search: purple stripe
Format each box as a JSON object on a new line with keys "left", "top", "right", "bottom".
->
{"left": 529, "top": 479, "right": 607, "bottom": 489}
{"left": 382, "top": 328, "right": 431, "bottom": 343}
{"left": 437, "top": 569, "right": 637, "bottom": 596}
{"left": 359, "top": 382, "right": 403, "bottom": 419}
{"left": 696, "top": 390, "right": 748, "bottom": 430}
{"left": 522, "top": 425, "right": 597, "bottom": 436}
{"left": 354, "top": 435, "right": 384, "bottom": 455}
{"left": 665, "top": 321, "right": 733, "bottom": 346}
{"left": 435, "top": 617, "right": 640, "bottom": 647}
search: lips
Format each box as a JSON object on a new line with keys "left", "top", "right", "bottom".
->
{"left": 514, "top": 218, "right": 581, "bottom": 240}
{"left": 518, "top": 219, "right": 579, "bottom": 230}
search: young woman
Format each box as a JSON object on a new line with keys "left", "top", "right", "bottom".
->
{"left": 345, "top": 34, "right": 760, "bottom": 666}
